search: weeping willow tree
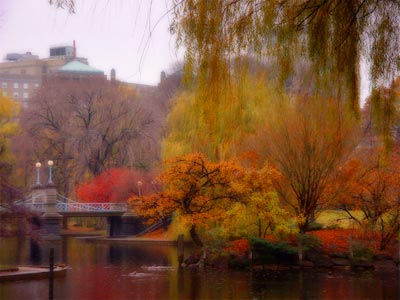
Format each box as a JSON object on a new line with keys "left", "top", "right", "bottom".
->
{"left": 172, "top": 0, "right": 399, "bottom": 106}
{"left": 51, "top": 0, "right": 400, "bottom": 151}
{"left": 163, "top": 64, "right": 282, "bottom": 161}
{"left": 166, "top": 0, "right": 400, "bottom": 157}
{"left": 168, "top": 0, "right": 400, "bottom": 149}
{"left": 51, "top": 0, "right": 400, "bottom": 91}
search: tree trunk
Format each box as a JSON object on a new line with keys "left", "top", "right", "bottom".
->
{"left": 190, "top": 224, "right": 203, "bottom": 247}
{"left": 297, "top": 235, "right": 303, "bottom": 265}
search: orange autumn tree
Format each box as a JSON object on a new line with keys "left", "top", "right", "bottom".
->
{"left": 263, "top": 95, "right": 359, "bottom": 233}
{"left": 129, "top": 153, "right": 247, "bottom": 247}
{"left": 340, "top": 148, "right": 400, "bottom": 250}
{"left": 76, "top": 168, "right": 156, "bottom": 203}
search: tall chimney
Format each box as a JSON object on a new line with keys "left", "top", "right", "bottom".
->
{"left": 110, "top": 68, "right": 116, "bottom": 83}
{"left": 73, "top": 40, "right": 76, "bottom": 58}
{"left": 160, "top": 70, "right": 166, "bottom": 83}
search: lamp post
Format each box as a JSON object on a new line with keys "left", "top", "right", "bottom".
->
{"left": 137, "top": 181, "right": 143, "bottom": 196}
{"left": 35, "top": 162, "right": 42, "bottom": 186}
{"left": 47, "top": 160, "right": 54, "bottom": 185}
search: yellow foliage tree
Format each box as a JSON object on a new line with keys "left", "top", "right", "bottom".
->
{"left": 216, "top": 167, "right": 297, "bottom": 240}
{"left": 0, "top": 90, "right": 20, "bottom": 204}
{"left": 163, "top": 70, "right": 278, "bottom": 163}
{"left": 0, "top": 91, "right": 19, "bottom": 154}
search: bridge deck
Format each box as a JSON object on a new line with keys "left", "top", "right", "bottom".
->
{"left": 17, "top": 194, "right": 130, "bottom": 216}
{"left": 58, "top": 211, "right": 127, "bottom": 217}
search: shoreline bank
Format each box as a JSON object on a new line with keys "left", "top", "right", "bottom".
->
{"left": 0, "top": 266, "right": 67, "bottom": 282}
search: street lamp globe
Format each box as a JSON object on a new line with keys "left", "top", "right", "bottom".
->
{"left": 47, "top": 160, "right": 54, "bottom": 184}
{"left": 137, "top": 181, "right": 143, "bottom": 196}
{"left": 35, "top": 162, "right": 42, "bottom": 186}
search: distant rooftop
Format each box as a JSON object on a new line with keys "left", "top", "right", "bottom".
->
{"left": 5, "top": 52, "right": 39, "bottom": 61}
{"left": 58, "top": 60, "right": 104, "bottom": 75}
{"left": 50, "top": 45, "right": 74, "bottom": 58}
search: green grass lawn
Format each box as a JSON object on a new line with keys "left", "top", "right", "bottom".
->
{"left": 316, "top": 210, "right": 363, "bottom": 229}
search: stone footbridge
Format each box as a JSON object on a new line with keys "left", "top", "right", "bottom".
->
{"left": 18, "top": 184, "right": 143, "bottom": 240}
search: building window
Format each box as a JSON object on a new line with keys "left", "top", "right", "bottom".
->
{"left": 1, "top": 82, "right": 7, "bottom": 88}
{"left": 13, "top": 82, "right": 19, "bottom": 89}
{"left": 23, "top": 92, "right": 29, "bottom": 99}
{"left": 34, "top": 83, "right": 39, "bottom": 88}
{"left": 13, "top": 92, "right": 19, "bottom": 99}
{"left": 23, "top": 83, "right": 29, "bottom": 89}
{"left": 21, "top": 69, "right": 26, "bottom": 75}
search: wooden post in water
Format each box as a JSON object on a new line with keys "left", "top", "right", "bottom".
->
{"left": 49, "top": 248, "right": 54, "bottom": 300}
{"left": 177, "top": 234, "right": 184, "bottom": 267}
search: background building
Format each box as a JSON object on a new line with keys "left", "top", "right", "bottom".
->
{"left": 0, "top": 43, "right": 162, "bottom": 108}
{"left": 0, "top": 44, "right": 88, "bottom": 107}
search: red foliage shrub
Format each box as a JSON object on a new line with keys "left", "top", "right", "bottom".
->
{"left": 224, "top": 229, "right": 397, "bottom": 258}
{"left": 224, "top": 239, "right": 250, "bottom": 256}
{"left": 76, "top": 168, "right": 157, "bottom": 203}
{"left": 310, "top": 229, "right": 352, "bottom": 253}
{"left": 310, "top": 229, "right": 397, "bottom": 256}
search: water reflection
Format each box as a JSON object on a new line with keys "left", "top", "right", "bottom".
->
{"left": 0, "top": 236, "right": 399, "bottom": 299}
{"left": 106, "top": 244, "right": 171, "bottom": 266}
{"left": 29, "top": 239, "right": 41, "bottom": 264}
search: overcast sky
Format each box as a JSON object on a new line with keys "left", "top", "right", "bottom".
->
{"left": 0, "top": 0, "right": 180, "bottom": 85}
{"left": 0, "top": 0, "right": 370, "bottom": 101}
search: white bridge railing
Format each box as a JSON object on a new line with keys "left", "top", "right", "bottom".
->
{"left": 17, "top": 193, "right": 127, "bottom": 213}
{"left": 56, "top": 202, "right": 127, "bottom": 212}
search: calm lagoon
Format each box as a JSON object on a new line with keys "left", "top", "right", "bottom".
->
{"left": 0, "top": 237, "right": 399, "bottom": 299}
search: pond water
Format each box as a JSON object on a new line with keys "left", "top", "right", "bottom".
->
{"left": 0, "top": 236, "right": 399, "bottom": 299}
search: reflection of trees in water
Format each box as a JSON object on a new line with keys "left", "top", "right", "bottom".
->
{"left": 107, "top": 244, "right": 172, "bottom": 266}
{"left": 189, "top": 271, "right": 200, "bottom": 300}
{"left": 61, "top": 236, "right": 68, "bottom": 263}
{"left": 251, "top": 270, "right": 326, "bottom": 299}
{"left": 29, "top": 239, "right": 41, "bottom": 265}
{"left": 250, "top": 270, "right": 400, "bottom": 300}
{"left": 28, "top": 238, "right": 65, "bottom": 266}
{"left": 175, "top": 269, "right": 253, "bottom": 299}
